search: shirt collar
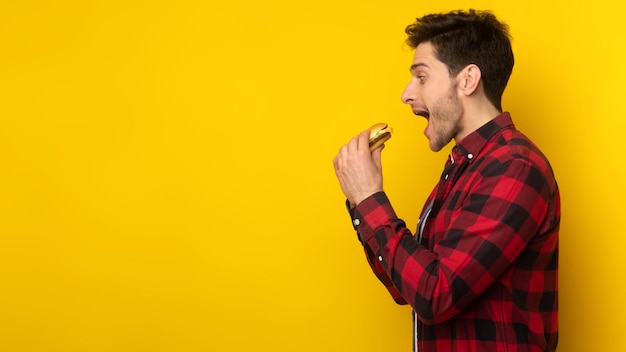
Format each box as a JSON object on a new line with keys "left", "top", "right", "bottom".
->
{"left": 454, "top": 112, "right": 515, "bottom": 161}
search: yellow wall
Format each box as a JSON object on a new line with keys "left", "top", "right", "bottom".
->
{"left": 0, "top": 0, "right": 624, "bottom": 351}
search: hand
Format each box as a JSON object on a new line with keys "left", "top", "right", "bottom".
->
{"left": 333, "top": 129, "right": 384, "bottom": 206}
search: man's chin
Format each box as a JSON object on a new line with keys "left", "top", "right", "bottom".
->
{"left": 428, "top": 138, "right": 452, "bottom": 152}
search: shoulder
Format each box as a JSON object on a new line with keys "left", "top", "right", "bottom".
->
{"left": 475, "top": 128, "right": 558, "bottom": 191}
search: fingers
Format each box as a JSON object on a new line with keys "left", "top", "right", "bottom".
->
{"left": 334, "top": 128, "right": 385, "bottom": 172}
{"left": 333, "top": 129, "right": 385, "bottom": 206}
{"left": 345, "top": 130, "right": 370, "bottom": 155}
{"left": 347, "top": 134, "right": 358, "bottom": 156}
{"left": 333, "top": 145, "right": 353, "bottom": 204}
{"left": 359, "top": 129, "right": 370, "bottom": 151}
{"left": 335, "top": 142, "right": 348, "bottom": 172}
{"left": 335, "top": 129, "right": 379, "bottom": 172}
{"left": 371, "top": 144, "right": 384, "bottom": 168}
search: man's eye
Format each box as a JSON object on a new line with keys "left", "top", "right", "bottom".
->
{"left": 417, "top": 76, "right": 426, "bottom": 83}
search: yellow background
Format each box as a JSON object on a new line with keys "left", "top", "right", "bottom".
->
{"left": 0, "top": 0, "right": 624, "bottom": 351}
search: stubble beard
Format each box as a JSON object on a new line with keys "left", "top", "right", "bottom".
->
{"left": 428, "top": 90, "right": 463, "bottom": 152}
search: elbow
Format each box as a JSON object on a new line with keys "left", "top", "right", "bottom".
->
{"left": 415, "top": 309, "right": 459, "bottom": 325}
{"left": 417, "top": 309, "right": 459, "bottom": 325}
{"left": 393, "top": 296, "right": 408, "bottom": 305}
{"left": 412, "top": 296, "right": 461, "bottom": 325}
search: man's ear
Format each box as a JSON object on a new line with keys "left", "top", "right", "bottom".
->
{"left": 458, "top": 64, "right": 481, "bottom": 96}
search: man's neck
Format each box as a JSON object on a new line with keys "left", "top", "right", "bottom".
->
{"left": 456, "top": 102, "right": 501, "bottom": 142}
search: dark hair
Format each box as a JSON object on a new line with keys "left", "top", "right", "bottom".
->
{"left": 405, "top": 9, "right": 514, "bottom": 111}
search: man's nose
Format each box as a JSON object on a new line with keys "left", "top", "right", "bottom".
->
{"left": 401, "top": 80, "right": 417, "bottom": 105}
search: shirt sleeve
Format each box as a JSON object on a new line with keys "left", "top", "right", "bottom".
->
{"left": 346, "top": 196, "right": 407, "bottom": 305}
{"left": 354, "top": 158, "right": 553, "bottom": 325}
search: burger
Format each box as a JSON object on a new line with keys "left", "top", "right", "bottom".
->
{"left": 368, "top": 123, "right": 393, "bottom": 152}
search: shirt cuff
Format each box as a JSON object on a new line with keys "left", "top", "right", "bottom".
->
{"left": 346, "top": 193, "right": 387, "bottom": 229}
{"left": 344, "top": 199, "right": 358, "bottom": 230}
{"left": 347, "top": 192, "right": 395, "bottom": 238}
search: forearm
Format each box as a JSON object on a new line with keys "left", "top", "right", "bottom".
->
{"left": 362, "top": 244, "right": 407, "bottom": 305}
{"left": 346, "top": 199, "right": 407, "bottom": 304}
{"left": 352, "top": 193, "right": 450, "bottom": 321}
{"left": 353, "top": 172, "right": 551, "bottom": 325}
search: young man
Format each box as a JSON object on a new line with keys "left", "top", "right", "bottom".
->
{"left": 333, "top": 9, "right": 560, "bottom": 352}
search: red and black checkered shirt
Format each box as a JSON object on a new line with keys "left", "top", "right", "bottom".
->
{"left": 349, "top": 113, "right": 559, "bottom": 351}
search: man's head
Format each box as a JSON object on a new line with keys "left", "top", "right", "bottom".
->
{"left": 405, "top": 9, "right": 514, "bottom": 112}
{"left": 401, "top": 9, "right": 514, "bottom": 151}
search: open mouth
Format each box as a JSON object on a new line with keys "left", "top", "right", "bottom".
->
{"left": 415, "top": 110, "right": 430, "bottom": 119}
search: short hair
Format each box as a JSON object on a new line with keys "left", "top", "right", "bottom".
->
{"left": 405, "top": 9, "right": 514, "bottom": 111}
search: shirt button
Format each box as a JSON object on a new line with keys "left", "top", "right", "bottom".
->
{"left": 467, "top": 153, "right": 474, "bottom": 159}
{"left": 378, "top": 255, "right": 383, "bottom": 262}
{"left": 353, "top": 218, "right": 360, "bottom": 226}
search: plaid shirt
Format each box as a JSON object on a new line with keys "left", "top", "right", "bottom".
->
{"left": 349, "top": 113, "right": 559, "bottom": 352}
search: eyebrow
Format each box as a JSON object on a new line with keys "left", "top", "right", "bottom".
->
{"left": 410, "top": 63, "right": 430, "bottom": 72}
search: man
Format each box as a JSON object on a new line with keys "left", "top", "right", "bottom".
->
{"left": 333, "top": 9, "right": 560, "bottom": 352}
